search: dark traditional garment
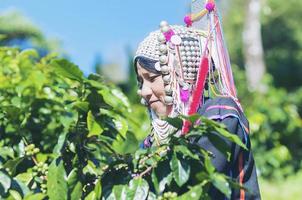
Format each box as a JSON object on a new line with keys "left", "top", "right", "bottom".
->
{"left": 140, "top": 96, "right": 261, "bottom": 200}
{"left": 198, "top": 97, "right": 261, "bottom": 200}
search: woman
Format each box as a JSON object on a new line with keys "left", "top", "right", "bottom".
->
{"left": 133, "top": 19, "right": 261, "bottom": 200}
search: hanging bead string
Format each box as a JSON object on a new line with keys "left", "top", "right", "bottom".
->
{"left": 184, "top": 0, "right": 216, "bottom": 27}
{"left": 183, "top": 0, "right": 242, "bottom": 111}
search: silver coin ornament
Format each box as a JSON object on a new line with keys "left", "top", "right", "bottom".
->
{"left": 171, "top": 35, "right": 182, "bottom": 46}
{"left": 155, "top": 62, "right": 161, "bottom": 71}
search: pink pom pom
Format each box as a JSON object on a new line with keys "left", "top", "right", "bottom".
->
{"left": 180, "top": 89, "right": 190, "bottom": 102}
{"left": 205, "top": 2, "right": 215, "bottom": 12}
{"left": 163, "top": 29, "right": 175, "bottom": 42}
{"left": 184, "top": 15, "right": 193, "bottom": 27}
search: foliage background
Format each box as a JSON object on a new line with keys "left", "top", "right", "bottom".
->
{"left": 0, "top": 0, "right": 302, "bottom": 199}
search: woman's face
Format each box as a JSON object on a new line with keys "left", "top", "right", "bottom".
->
{"left": 137, "top": 63, "right": 172, "bottom": 117}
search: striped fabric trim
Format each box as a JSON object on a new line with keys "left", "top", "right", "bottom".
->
{"left": 205, "top": 105, "right": 250, "bottom": 134}
{"left": 205, "top": 105, "right": 239, "bottom": 113}
{"left": 239, "top": 152, "right": 245, "bottom": 200}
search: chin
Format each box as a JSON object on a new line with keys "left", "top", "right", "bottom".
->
{"left": 151, "top": 102, "right": 168, "bottom": 117}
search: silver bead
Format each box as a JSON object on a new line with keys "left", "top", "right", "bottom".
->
{"left": 158, "top": 34, "right": 166, "bottom": 43}
{"left": 190, "top": 46, "right": 195, "bottom": 51}
{"left": 181, "top": 56, "right": 187, "bottom": 61}
{"left": 183, "top": 66, "right": 188, "bottom": 72}
{"left": 171, "top": 35, "right": 182, "bottom": 45}
{"left": 181, "top": 51, "right": 186, "bottom": 56}
{"left": 183, "top": 41, "right": 189, "bottom": 46}
{"left": 159, "top": 44, "right": 167, "bottom": 53}
{"left": 165, "top": 85, "right": 172, "bottom": 95}
{"left": 182, "top": 61, "right": 188, "bottom": 67}
{"left": 159, "top": 55, "right": 168, "bottom": 64}
{"left": 155, "top": 62, "right": 161, "bottom": 71}
{"left": 192, "top": 56, "right": 197, "bottom": 62}
{"left": 189, "top": 41, "right": 194, "bottom": 46}
{"left": 160, "top": 21, "right": 169, "bottom": 28}
{"left": 185, "top": 46, "right": 190, "bottom": 51}
{"left": 163, "top": 75, "right": 171, "bottom": 84}
{"left": 161, "top": 26, "right": 170, "bottom": 33}
{"left": 179, "top": 46, "right": 184, "bottom": 51}
{"left": 188, "top": 73, "right": 194, "bottom": 77}
{"left": 188, "top": 62, "right": 193, "bottom": 67}
{"left": 194, "top": 41, "right": 199, "bottom": 46}
{"left": 161, "top": 65, "right": 170, "bottom": 74}
{"left": 186, "top": 51, "right": 192, "bottom": 57}
{"left": 164, "top": 96, "right": 174, "bottom": 105}
{"left": 191, "top": 51, "right": 197, "bottom": 56}
{"left": 187, "top": 56, "right": 192, "bottom": 62}
{"left": 188, "top": 67, "right": 194, "bottom": 73}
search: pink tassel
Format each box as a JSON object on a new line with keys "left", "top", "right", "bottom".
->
{"left": 163, "top": 29, "right": 175, "bottom": 42}
{"left": 184, "top": 15, "right": 193, "bottom": 27}
{"left": 180, "top": 88, "right": 190, "bottom": 102}
{"left": 205, "top": 2, "right": 215, "bottom": 12}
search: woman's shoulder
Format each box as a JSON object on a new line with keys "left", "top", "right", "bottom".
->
{"left": 199, "top": 96, "right": 249, "bottom": 130}
{"left": 199, "top": 96, "right": 242, "bottom": 115}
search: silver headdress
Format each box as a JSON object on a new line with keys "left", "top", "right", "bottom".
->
{"left": 135, "top": 22, "right": 209, "bottom": 145}
{"left": 135, "top": 0, "right": 241, "bottom": 145}
{"left": 135, "top": 23, "right": 208, "bottom": 107}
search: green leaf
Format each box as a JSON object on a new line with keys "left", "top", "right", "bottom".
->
{"left": 84, "top": 179, "right": 102, "bottom": 200}
{"left": 107, "top": 185, "right": 127, "bottom": 200}
{"left": 170, "top": 153, "right": 190, "bottom": 187}
{"left": 51, "top": 58, "right": 84, "bottom": 82}
{"left": 72, "top": 101, "right": 89, "bottom": 112}
{"left": 180, "top": 114, "right": 200, "bottom": 124}
{"left": 87, "top": 110, "right": 103, "bottom": 137}
{"left": 70, "top": 181, "right": 82, "bottom": 200}
{"left": 126, "top": 178, "right": 149, "bottom": 200}
{"left": 112, "top": 131, "right": 139, "bottom": 155}
{"left": 15, "top": 172, "right": 33, "bottom": 185}
{"left": 8, "top": 190, "right": 22, "bottom": 200}
{"left": 176, "top": 183, "right": 204, "bottom": 200}
{"left": 205, "top": 132, "right": 231, "bottom": 161}
{"left": 24, "top": 193, "right": 46, "bottom": 200}
{"left": 53, "top": 132, "right": 67, "bottom": 155}
{"left": 47, "top": 158, "right": 68, "bottom": 200}
{"left": 174, "top": 145, "right": 199, "bottom": 160}
{"left": 165, "top": 117, "right": 183, "bottom": 129}
{"left": 204, "top": 154, "right": 215, "bottom": 175}
{"left": 211, "top": 174, "right": 231, "bottom": 199}
{"left": 67, "top": 169, "right": 82, "bottom": 200}
{"left": 147, "top": 192, "right": 157, "bottom": 200}
{"left": 0, "top": 170, "right": 11, "bottom": 194}
{"left": 3, "top": 157, "right": 24, "bottom": 175}
{"left": 19, "top": 49, "right": 39, "bottom": 59}
{"left": 151, "top": 160, "right": 173, "bottom": 194}
{"left": 202, "top": 117, "right": 247, "bottom": 150}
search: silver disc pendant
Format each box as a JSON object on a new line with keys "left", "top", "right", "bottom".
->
{"left": 171, "top": 35, "right": 182, "bottom": 46}
{"left": 155, "top": 62, "right": 161, "bottom": 71}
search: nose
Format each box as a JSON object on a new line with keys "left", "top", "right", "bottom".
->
{"left": 141, "top": 84, "right": 153, "bottom": 100}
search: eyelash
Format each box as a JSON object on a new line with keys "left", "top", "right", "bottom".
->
{"left": 149, "top": 75, "right": 160, "bottom": 82}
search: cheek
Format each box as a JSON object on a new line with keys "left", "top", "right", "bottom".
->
{"left": 152, "top": 78, "right": 165, "bottom": 97}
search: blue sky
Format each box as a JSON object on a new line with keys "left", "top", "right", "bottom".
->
{"left": 0, "top": 0, "right": 190, "bottom": 75}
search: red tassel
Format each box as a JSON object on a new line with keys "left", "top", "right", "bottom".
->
{"left": 182, "top": 56, "right": 209, "bottom": 135}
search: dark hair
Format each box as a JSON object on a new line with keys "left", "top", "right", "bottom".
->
{"left": 134, "top": 56, "right": 161, "bottom": 75}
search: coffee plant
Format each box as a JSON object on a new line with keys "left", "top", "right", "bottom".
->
{"left": 0, "top": 47, "right": 246, "bottom": 199}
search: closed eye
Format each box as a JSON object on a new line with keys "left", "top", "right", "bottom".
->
{"left": 149, "top": 75, "right": 161, "bottom": 82}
